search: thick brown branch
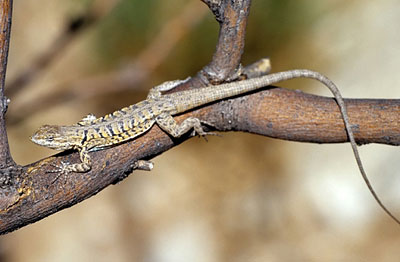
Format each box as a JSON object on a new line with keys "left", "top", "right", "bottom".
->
{"left": 1, "top": 0, "right": 398, "bottom": 236}
{"left": 0, "top": 0, "right": 257, "bottom": 234}
{"left": 0, "top": 0, "right": 14, "bottom": 168}
{"left": 200, "top": 0, "right": 250, "bottom": 81}
{"left": 0, "top": 88, "right": 399, "bottom": 234}
{"left": 209, "top": 88, "right": 400, "bottom": 145}
{"left": 172, "top": 0, "right": 252, "bottom": 92}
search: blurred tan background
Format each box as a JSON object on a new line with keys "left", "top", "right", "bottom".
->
{"left": 1, "top": 0, "right": 400, "bottom": 261}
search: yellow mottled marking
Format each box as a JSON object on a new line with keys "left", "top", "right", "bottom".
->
{"left": 87, "top": 128, "right": 100, "bottom": 139}
{"left": 122, "top": 119, "right": 130, "bottom": 131}
{"left": 99, "top": 126, "right": 111, "bottom": 138}
{"left": 111, "top": 123, "right": 121, "bottom": 135}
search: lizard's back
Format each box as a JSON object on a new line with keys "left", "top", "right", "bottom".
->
{"left": 66, "top": 98, "right": 175, "bottom": 150}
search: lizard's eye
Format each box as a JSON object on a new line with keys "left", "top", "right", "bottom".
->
{"left": 47, "top": 136, "right": 54, "bottom": 141}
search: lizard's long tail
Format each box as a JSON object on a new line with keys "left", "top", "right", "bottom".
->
{"left": 179, "top": 69, "right": 400, "bottom": 225}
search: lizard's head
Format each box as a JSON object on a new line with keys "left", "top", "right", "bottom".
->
{"left": 31, "top": 125, "right": 73, "bottom": 150}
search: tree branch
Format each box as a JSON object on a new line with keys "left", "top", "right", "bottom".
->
{"left": 0, "top": 0, "right": 14, "bottom": 168}
{"left": 171, "top": 0, "right": 252, "bottom": 92}
{"left": 0, "top": 0, "right": 399, "bottom": 234}
{"left": 1, "top": 87, "right": 399, "bottom": 234}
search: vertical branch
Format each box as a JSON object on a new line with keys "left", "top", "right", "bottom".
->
{"left": 200, "top": 0, "right": 252, "bottom": 82}
{"left": 0, "top": 0, "right": 14, "bottom": 168}
{"left": 170, "top": 0, "right": 253, "bottom": 93}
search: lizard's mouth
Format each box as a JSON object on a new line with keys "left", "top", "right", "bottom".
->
{"left": 30, "top": 134, "right": 41, "bottom": 145}
{"left": 30, "top": 135, "right": 66, "bottom": 150}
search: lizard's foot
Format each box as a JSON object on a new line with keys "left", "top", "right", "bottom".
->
{"left": 47, "top": 161, "right": 91, "bottom": 184}
{"left": 197, "top": 132, "right": 221, "bottom": 142}
{"left": 133, "top": 160, "right": 154, "bottom": 171}
{"left": 46, "top": 161, "right": 72, "bottom": 184}
{"left": 191, "top": 128, "right": 220, "bottom": 141}
{"left": 47, "top": 161, "right": 71, "bottom": 174}
{"left": 156, "top": 114, "right": 220, "bottom": 141}
{"left": 48, "top": 161, "right": 91, "bottom": 174}
{"left": 192, "top": 120, "right": 220, "bottom": 141}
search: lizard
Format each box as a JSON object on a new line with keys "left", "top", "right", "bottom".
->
{"left": 30, "top": 69, "right": 400, "bottom": 225}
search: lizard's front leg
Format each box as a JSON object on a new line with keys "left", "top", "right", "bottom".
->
{"left": 48, "top": 147, "right": 91, "bottom": 183}
{"left": 57, "top": 147, "right": 92, "bottom": 173}
{"left": 54, "top": 148, "right": 153, "bottom": 178}
{"left": 155, "top": 113, "right": 214, "bottom": 138}
{"left": 147, "top": 77, "right": 190, "bottom": 99}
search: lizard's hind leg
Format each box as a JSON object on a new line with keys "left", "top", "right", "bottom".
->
{"left": 155, "top": 113, "right": 217, "bottom": 138}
